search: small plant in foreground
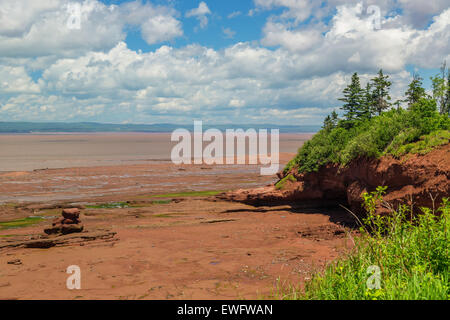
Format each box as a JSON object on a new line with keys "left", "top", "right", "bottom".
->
{"left": 278, "top": 192, "right": 449, "bottom": 300}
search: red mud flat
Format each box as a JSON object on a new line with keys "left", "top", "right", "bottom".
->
{"left": 0, "top": 153, "right": 297, "bottom": 204}
{"left": 0, "top": 150, "right": 357, "bottom": 300}
{"left": 223, "top": 143, "right": 450, "bottom": 216}
{"left": 0, "top": 199, "right": 355, "bottom": 300}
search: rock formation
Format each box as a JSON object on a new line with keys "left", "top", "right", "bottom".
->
{"left": 221, "top": 144, "right": 450, "bottom": 216}
{"left": 44, "top": 208, "right": 84, "bottom": 235}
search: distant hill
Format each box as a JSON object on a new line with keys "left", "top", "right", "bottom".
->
{"left": 0, "top": 122, "right": 320, "bottom": 133}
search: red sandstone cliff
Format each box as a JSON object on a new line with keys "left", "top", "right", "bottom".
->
{"left": 221, "top": 144, "right": 450, "bottom": 215}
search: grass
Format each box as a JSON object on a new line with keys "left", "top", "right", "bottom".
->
{"left": 275, "top": 188, "right": 449, "bottom": 300}
{"left": 275, "top": 174, "right": 297, "bottom": 190}
{"left": 85, "top": 202, "right": 131, "bottom": 209}
{"left": 0, "top": 216, "right": 44, "bottom": 230}
{"left": 284, "top": 99, "right": 450, "bottom": 174}
{"left": 386, "top": 129, "right": 450, "bottom": 158}
{"left": 151, "top": 200, "right": 172, "bottom": 205}
{"left": 85, "top": 201, "right": 150, "bottom": 209}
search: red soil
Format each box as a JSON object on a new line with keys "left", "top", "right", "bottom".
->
{"left": 0, "top": 152, "right": 355, "bottom": 300}
{"left": 223, "top": 144, "right": 450, "bottom": 215}
{"left": 0, "top": 199, "right": 353, "bottom": 300}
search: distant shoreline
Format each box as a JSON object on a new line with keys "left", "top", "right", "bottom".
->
{"left": 0, "top": 122, "right": 320, "bottom": 134}
{"left": 0, "top": 131, "right": 318, "bottom": 135}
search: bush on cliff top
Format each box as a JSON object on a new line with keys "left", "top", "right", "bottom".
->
{"left": 284, "top": 98, "right": 450, "bottom": 174}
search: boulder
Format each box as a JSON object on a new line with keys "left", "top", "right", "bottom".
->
{"left": 62, "top": 208, "right": 80, "bottom": 220}
{"left": 44, "top": 208, "right": 83, "bottom": 235}
{"left": 62, "top": 218, "right": 80, "bottom": 225}
{"left": 52, "top": 217, "right": 64, "bottom": 226}
{"left": 44, "top": 225, "right": 62, "bottom": 235}
{"left": 61, "top": 224, "right": 84, "bottom": 235}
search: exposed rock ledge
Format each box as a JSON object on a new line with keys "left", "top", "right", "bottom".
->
{"left": 0, "top": 229, "right": 117, "bottom": 250}
{"left": 220, "top": 144, "right": 450, "bottom": 215}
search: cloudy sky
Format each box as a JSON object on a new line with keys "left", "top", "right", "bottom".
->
{"left": 0, "top": 0, "right": 449, "bottom": 125}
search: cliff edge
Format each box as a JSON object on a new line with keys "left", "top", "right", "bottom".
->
{"left": 220, "top": 143, "right": 450, "bottom": 215}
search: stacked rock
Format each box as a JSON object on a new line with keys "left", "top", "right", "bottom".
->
{"left": 44, "top": 208, "right": 84, "bottom": 235}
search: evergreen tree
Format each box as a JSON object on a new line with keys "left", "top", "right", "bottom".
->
{"left": 322, "top": 110, "right": 339, "bottom": 131}
{"left": 404, "top": 73, "right": 426, "bottom": 109}
{"left": 330, "top": 110, "right": 339, "bottom": 127}
{"left": 370, "top": 69, "right": 392, "bottom": 115}
{"left": 322, "top": 115, "right": 332, "bottom": 131}
{"left": 430, "top": 62, "right": 447, "bottom": 114}
{"left": 392, "top": 99, "right": 403, "bottom": 111}
{"left": 359, "top": 83, "right": 374, "bottom": 119}
{"left": 339, "top": 72, "right": 363, "bottom": 127}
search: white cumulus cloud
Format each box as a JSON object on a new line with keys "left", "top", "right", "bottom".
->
{"left": 186, "top": 2, "right": 211, "bottom": 29}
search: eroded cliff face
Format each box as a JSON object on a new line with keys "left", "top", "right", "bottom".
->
{"left": 221, "top": 144, "right": 450, "bottom": 215}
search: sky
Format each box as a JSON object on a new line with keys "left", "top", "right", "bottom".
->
{"left": 0, "top": 0, "right": 449, "bottom": 125}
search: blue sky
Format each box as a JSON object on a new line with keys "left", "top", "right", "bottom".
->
{"left": 116, "top": 0, "right": 276, "bottom": 51}
{"left": 0, "top": 0, "right": 448, "bottom": 125}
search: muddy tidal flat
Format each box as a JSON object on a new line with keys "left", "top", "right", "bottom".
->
{"left": 0, "top": 132, "right": 355, "bottom": 300}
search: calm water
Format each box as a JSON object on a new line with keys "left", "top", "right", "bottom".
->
{"left": 0, "top": 133, "right": 312, "bottom": 172}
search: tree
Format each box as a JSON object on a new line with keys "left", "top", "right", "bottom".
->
{"left": 322, "top": 110, "right": 339, "bottom": 131}
{"left": 370, "top": 69, "right": 392, "bottom": 115}
{"left": 445, "top": 70, "right": 450, "bottom": 115}
{"left": 322, "top": 115, "right": 332, "bottom": 131}
{"left": 360, "top": 83, "right": 374, "bottom": 119}
{"left": 339, "top": 72, "right": 363, "bottom": 127}
{"left": 392, "top": 99, "right": 403, "bottom": 111}
{"left": 430, "top": 62, "right": 447, "bottom": 115}
{"left": 330, "top": 110, "right": 339, "bottom": 127}
{"left": 404, "top": 73, "right": 426, "bottom": 109}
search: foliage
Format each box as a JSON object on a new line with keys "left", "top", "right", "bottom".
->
{"left": 276, "top": 192, "right": 450, "bottom": 300}
{"left": 338, "top": 72, "right": 364, "bottom": 128}
{"left": 85, "top": 202, "right": 131, "bottom": 209}
{"left": 0, "top": 216, "right": 43, "bottom": 230}
{"left": 430, "top": 61, "right": 449, "bottom": 115}
{"left": 287, "top": 87, "right": 450, "bottom": 174}
{"left": 277, "top": 67, "right": 450, "bottom": 300}
{"left": 387, "top": 130, "right": 450, "bottom": 158}
{"left": 445, "top": 71, "right": 450, "bottom": 115}
{"left": 275, "top": 174, "right": 297, "bottom": 190}
{"left": 404, "top": 73, "right": 427, "bottom": 109}
{"left": 370, "top": 69, "right": 392, "bottom": 115}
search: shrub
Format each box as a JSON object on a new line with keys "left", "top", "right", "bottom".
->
{"left": 285, "top": 100, "right": 450, "bottom": 174}
{"left": 275, "top": 191, "right": 450, "bottom": 300}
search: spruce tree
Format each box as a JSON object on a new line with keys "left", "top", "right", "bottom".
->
{"left": 322, "top": 110, "right": 339, "bottom": 131}
{"left": 371, "top": 69, "right": 392, "bottom": 115}
{"left": 330, "top": 110, "right": 339, "bottom": 127}
{"left": 322, "top": 115, "right": 332, "bottom": 131}
{"left": 339, "top": 72, "right": 363, "bottom": 127}
{"left": 359, "top": 83, "right": 374, "bottom": 119}
{"left": 404, "top": 73, "right": 426, "bottom": 109}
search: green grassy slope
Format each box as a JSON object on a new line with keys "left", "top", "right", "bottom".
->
{"left": 284, "top": 98, "right": 450, "bottom": 174}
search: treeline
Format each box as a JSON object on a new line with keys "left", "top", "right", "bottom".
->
{"left": 285, "top": 62, "right": 450, "bottom": 174}
{"left": 323, "top": 62, "right": 450, "bottom": 131}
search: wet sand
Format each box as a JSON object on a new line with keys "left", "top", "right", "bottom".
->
{"left": 0, "top": 133, "right": 312, "bottom": 172}
{"left": 0, "top": 198, "right": 354, "bottom": 300}
{"left": 0, "top": 153, "right": 297, "bottom": 204}
{"left": 0, "top": 133, "right": 356, "bottom": 300}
